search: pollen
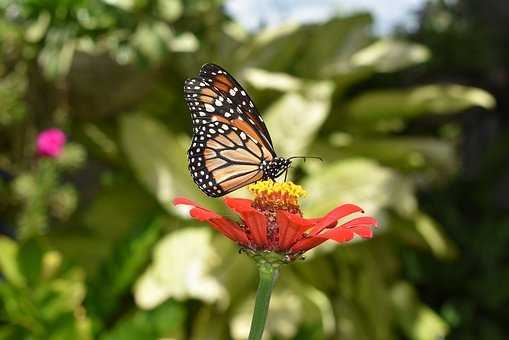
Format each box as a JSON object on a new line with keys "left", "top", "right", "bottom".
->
{"left": 248, "top": 180, "right": 306, "bottom": 198}
{"left": 248, "top": 180, "right": 306, "bottom": 213}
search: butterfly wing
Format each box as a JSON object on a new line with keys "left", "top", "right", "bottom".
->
{"left": 184, "top": 63, "right": 274, "bottom": 153}
{"left": 188, "top": 122, "right": 267, "bottom": 197}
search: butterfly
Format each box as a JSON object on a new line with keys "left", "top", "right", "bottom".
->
{"left": 183, "top": 63, "right": 292, "bottom": 197}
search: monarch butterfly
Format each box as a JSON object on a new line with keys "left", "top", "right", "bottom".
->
{"left": 183, "top": 63, "right": 292, "bottom": 197}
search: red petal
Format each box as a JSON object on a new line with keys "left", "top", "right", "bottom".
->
{"left": 223, "top": 197, "right": 256, "bottom": 213}
{"left": 277, "top": 212, "right": 310, "bottom": 251}
{"left": 310, "top": 204, "right": 364, "bottom": 235}
{"left": 173, "top": 197, "right": 249, "bottom": 245}
{"left": 352, "top": 225, "right": 373, "bottom": 238}
{"left": 241, "top": 210, "right": 268, "bottom": 248}
{"left": 223, "top": 197, "right": 268, "bottom": 248}
{"left": 320, "top": 228, "right": 355, "bottom": 243}
{"left": 290, "top": 236, "right": 327, "bottom": 253}
{"left": 340, "top": 216, "right": 379, "bottom": 229}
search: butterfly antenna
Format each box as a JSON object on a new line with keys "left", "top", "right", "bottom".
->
{"left": 288, "top": 156, "right": 323, "bottom": 162}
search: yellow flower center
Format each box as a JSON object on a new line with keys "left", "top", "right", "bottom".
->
{"left": 248, "top": 180, "right": 306, "bottom": 212}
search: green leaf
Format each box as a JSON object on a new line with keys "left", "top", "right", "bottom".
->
{"left": 86, "top": 217, "right": 163, "bottom": 320}
{"left": 391, "top": 281, "right": 449, "bottom": 340}
{"left": 302, "top": 158, "right": 417, "bottom": 217}
{"left": 345, "top": 84, "right": 496, "bottom": 122}
{"left": 100, "top": 299, "right": 185, "bottom": 340}
{"left": 313, "top": 136, "right": 457, "bottom": 174}
{"left": 0, "top": 236, "right": 24, "bottom": 287}
{"left": 25, "top": 11, "right": 50, "bottom": 43}
{"left": 341, "top": 39, "right": 430, "bottom": 73}
{"left": 83, "top": 180, "right": 160, "bottom": 241}
{"left": 241, "top": 14, "right": 372, "bottom": 78}
{"left": 243, "top": 68, "right": 303, "bottom": 92}
{"left": 265, "top": 81, "right": 334, "bottom": 157}
{"left": 158, "top": 0, "right": 182, "bottom": 23}
{"left": 38, "top": 28, "right": 76, "bottom": 79}
{"left": 134, "top": 227, "right": 226, "bottom": 309}
{"left": 413, "top": 212, "right": 457, "bottom": 259}
{"left": 17, "top": 238, "right": 44, "bottom": 286}
{"left": 100, "top": 300, "right": 186, "bottom": 340}
{"left": 120, "top": 113, "right": 221, "bottom": 215}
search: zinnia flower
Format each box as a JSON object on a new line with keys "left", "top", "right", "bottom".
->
{"left": 36, "top": 128, "right": 66, "bottom": 158}
{"left": 173, "top": 180, "right": 378, "bottom": 263}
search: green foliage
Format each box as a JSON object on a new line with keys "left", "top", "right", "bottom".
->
{"left": 100, "top": 299, "right": 185, "bottom": 340}
{"left": 0, "top": 236, "right": 92, "bottom": 339}
{"left": 86, "top": 217, "right": 163, "bottom": 321}
{"left": 0, "top": 0, "right": 499, "bottom": 338}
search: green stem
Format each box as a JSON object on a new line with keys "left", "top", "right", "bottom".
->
{"left": 248, "top": 264, "right": 279, "bottom": 340}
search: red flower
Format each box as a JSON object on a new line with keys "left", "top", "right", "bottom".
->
{"left": 173, "top": 181, "right": 378, "bottom": 262}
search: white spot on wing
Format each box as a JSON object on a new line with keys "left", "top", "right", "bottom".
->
{"left": 205, "top": 104, "right": 215, "bottom": 112}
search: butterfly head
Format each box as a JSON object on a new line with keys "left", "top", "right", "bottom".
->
{"left": 263, "top": 157, "right": 292, "bottom": 180}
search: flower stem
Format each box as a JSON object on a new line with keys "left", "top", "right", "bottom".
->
{"left": 248, "top": 264, "right": 279, "bottom": 340}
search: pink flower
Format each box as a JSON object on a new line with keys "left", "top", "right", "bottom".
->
{"left": 36, "top": 128, "right": 66, "bottom": 158}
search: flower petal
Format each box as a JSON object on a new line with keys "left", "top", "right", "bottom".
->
{"left": 277, "top": 212, "right": 311, "bottom": 251}
{"left": 351, "top": 225, "right": 373, "bottom": 238}
{"left": 310, "top": 204, "right": 364, "bottom": 235}
{"left": 242, "top": 210, "right": 268, "bottom": 248}
{"left": 173, "top": 197, "right": 250, "bottom": 245}
{"left": 223, "top": 197, "right": 268, "bottom": 248}
{"left": 223, "top": 197, "right": 256, "bottom": 213}
{"left": 340, "top": 216, "right": 379, "bottom": 229}
{"left": 319, "top": 228, "right": 355, "bottom": 243}
{"left": 290, "top": 236, "right": 327, "bottom": 253}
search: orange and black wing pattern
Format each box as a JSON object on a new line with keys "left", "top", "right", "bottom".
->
{"left": 188, "top": 122, "right": 268, "bottom": 197}
{"left": 184, "top": 63, "right": 274, "bottom": 153}
{"left": 184, "top": 63, "right": 276, "bottom": 197}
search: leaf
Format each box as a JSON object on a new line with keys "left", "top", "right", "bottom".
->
{"left": 413, "top": 212, "right": 457, "bottom": 259}
{"left": 25, "top": 11, "right": 51, "bottom": 43}
{"left": 120, "top": 113, "right": 221, "bottom": 216}
{"left": 391, "top": 281, "right": 449, "bottom": 340}
{"left": 0, "top": 236, "right": 24, "bottom": 286}
{"left": 347, "top": 39, "right": 430, "bottom": 73}
{"left": 100, "top": 299, "right": 185, "bottom": 340}
{"left": 302, "top": 158, "right": 417, "bottom": 218}
{"left": 243, "top": 68, "right": 303, "bottom": 92}
{"left": 345, "top": 84, "right": 496, "bottom": 122}
{"left": 83, "top": 180, "right": 160, "bottom": 240}
{"left": 265, "top": 80, "right": 334, "bottom": 157}
{"left": 158, "top": 0, "right": 182, "bottom": 22}
{"left": 313, "top": 136, "right": 457, "bottom": 174}
{"left": 17, "top": 238, "right": 44, "bottom": 286}
{"left": 134, "top": 227, "right": 227, "bottom": 309}
{"left": 241, "top": 14, "right": 373, "bottom": 78}
{"left": 86, "top": 217, "right": 163, "bottom": 320}
{"left": 38, "top": 28, "right": 76, "bottom": 79}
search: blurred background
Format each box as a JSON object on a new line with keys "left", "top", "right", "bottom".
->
{"left": 0, "top": 0, "right": 507, "bottom": 339}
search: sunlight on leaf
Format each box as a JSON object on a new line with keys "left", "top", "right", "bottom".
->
{"left": 243, "top": 68, "right": 303, "bottom": 92}
{"left": 0, "top": 236, "right": 24, "bottom": 286}
{"left": 265, "top": 81, "right": 334, "bottom": 156}
{"left": 346, "top": 84, "right": 496, "bottom": 122}
{"left": 302, "top": 158, "right": 417, "bottom": 217}
{"left": 120, "top": 113, "right": 219, "bottom": 215}
{"left": 413, "top": 212, "right": 457, "bottom": 259}
{"left": 350, "top": 39, "right": 430, "bottom": 72}
{"left": 391, "top": 281, "right": 449, "bottom": 340}
{"left": 134, "top": 227, "right": 227, "bottom": 309}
